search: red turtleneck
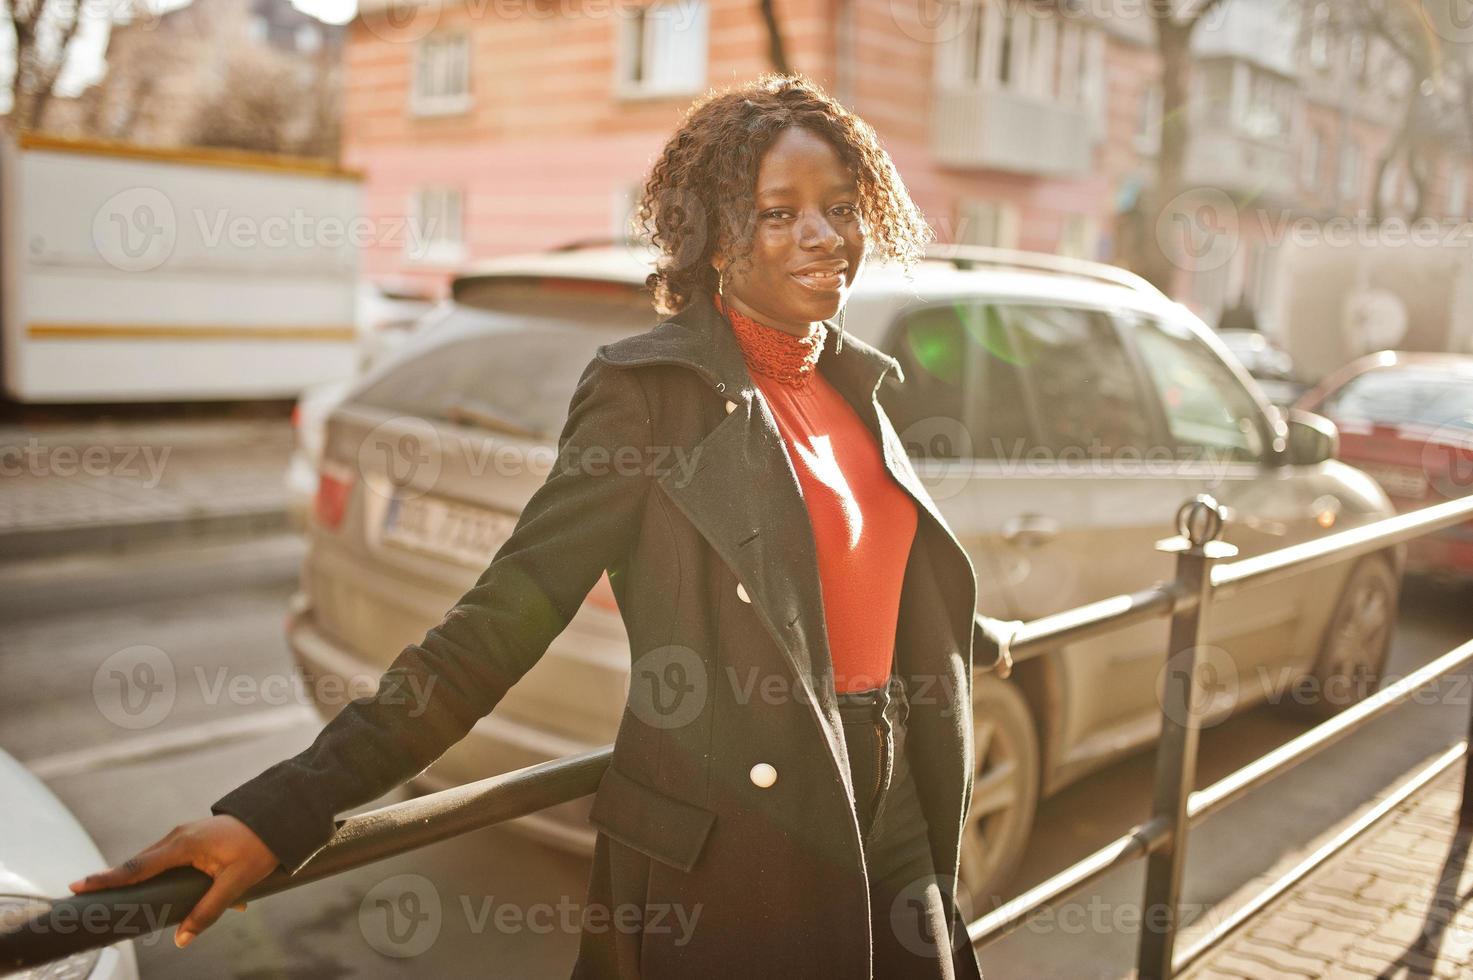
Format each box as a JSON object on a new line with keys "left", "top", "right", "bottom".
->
{"left": 714, "top": 292, "right": 918, "bottom": 694}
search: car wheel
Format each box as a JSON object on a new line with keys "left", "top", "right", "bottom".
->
{"left": 957, "top": 671, "right": 1040, "bottom": 911}
{"left": 1297, "top": 556, "right": 1399, "bottom": 721}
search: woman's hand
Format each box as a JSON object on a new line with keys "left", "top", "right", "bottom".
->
{"left": 65, "top": 815, "right": 280, "bottom": 949}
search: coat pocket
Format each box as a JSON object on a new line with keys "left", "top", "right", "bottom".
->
{"left": 588, "top": 764, "right": 717, "bottom": 873}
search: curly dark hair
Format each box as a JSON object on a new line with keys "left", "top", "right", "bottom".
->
{"left": 632, "top": 72, "right": 934, "bottom": 315}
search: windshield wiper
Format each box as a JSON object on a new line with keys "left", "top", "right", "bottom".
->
{"left": 444, "top": 398, "right": 544, "bottom": 440}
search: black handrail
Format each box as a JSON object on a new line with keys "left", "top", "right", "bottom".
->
{"left": 3, "top": 492, "right": 1472, "bottom": 977}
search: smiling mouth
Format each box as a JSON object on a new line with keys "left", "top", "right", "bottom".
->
{"left": 791, "top": 270, "right": 844, "bottom": 291}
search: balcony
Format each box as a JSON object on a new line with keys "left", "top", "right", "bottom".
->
{"left": 1189, "top": 0, "right": 1298, "bottom": 76}
{"left": 1183, "top": 128, "right": 1297, "bottom": 202}
{"left": 932, "top": 86, "right": 1095, "bottom": 178}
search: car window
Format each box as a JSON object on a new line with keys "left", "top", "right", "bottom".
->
{"left": 993, "top": 304, "right": 1157, "bottom": 458}
{"left": 1319, "top": 368, "right": 1473, "bottom": 430}
{"left": 354, "top": 319, "right": 631, "bottom": 438}
{"left": 879, "top": 301, "right": 1032, "bottom": 460}
{"left": 1127, "top": 316, "right": 1266, "bottom": 463}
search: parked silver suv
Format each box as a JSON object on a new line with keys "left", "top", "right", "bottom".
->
{"left": 290, "top": 243, "right": 1401, "bottom": 903}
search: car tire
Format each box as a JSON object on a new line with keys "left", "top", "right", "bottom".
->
{"left": 1294, "top": 556, "right": 1399, "bottom": 721}
{"left": 957, "top": 671, "right": 1041, "bottom": 913}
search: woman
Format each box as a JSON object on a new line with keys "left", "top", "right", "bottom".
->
{"left": 68, "top": 73, "right": 987, "bottom": 979}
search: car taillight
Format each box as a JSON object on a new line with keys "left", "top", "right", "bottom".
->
{"left": 314, "top": 463, "right": 355, "bottom": 530}
{"left": 1428, "top": 441, "right": 1473, "bottom": 500}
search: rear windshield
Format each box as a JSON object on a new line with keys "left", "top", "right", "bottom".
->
{"left": 1321, "top": 368, "right": 1473, "bottom": 430}
{"left": 353, "top": 310, "right": 652, "bottom": 438}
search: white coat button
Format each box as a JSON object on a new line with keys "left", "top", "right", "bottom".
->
{"left": 736, "top": 582, "right": 751, "bottom": 603}
{"left": 725, "top": 399, "right": 737, "bottom": 414}
{"left": 749, "top": 763, "right": 777, "bottom": 788}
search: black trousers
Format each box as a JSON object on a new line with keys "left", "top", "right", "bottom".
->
{"left": 837, "top": 675, "right": 958, "bottom": 980}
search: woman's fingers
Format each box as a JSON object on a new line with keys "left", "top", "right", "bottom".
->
{"left": 67, "top": 836, "right": 178, "bottom": 894}
{"left": 176, "top": 867, "right": 251, "bottom": 948}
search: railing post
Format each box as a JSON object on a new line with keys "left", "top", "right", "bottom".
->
{"left": 1462, "top": 682, "right": 1473, "bottom": 830}
{"left": 1137, "top": 495, "right": 1237, "bottom": 980}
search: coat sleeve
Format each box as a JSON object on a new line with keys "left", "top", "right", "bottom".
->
{"left": 210, "top": 354, "right": 654, "bottom": 874}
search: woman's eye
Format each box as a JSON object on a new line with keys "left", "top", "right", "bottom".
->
{"left": 763, "top": 210, "right": 791, "bottom": 221}
{"left": 832, "top": 205, "right": 858, "bottom": 218}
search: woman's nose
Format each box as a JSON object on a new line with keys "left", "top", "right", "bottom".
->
{"left": 796, "top": 214, "right": 843, "bottom": 249}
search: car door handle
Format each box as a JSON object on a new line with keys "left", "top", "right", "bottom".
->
{"left": 1001, "top": 513, "right": 1060, "bottom": 547}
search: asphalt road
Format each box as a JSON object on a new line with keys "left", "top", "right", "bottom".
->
{"left": 2, "top": 533, "right": 1469, "bottom": 978}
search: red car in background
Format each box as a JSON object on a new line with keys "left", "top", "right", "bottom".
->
{"left": 1296, "top": 351, "right": 1473, "bottom": 580}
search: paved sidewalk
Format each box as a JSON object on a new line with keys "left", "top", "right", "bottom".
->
{"left": 0, "top": 418, "right": 294, "bottom": 559}
{"left": 1180, "top": 758, "right": 1473, "bottom": 980}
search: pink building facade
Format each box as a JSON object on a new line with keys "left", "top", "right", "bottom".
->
{"left": 342, "top": 0, "right": 1472, "bottom": 328}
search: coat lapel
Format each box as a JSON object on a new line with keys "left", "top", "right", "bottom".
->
{"left": 595, "top": 289, "right": 975, "bottom": 765}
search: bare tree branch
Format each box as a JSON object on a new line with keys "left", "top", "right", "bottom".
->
{"left": 758, "top": 0, "right": 790, "bottom": 73}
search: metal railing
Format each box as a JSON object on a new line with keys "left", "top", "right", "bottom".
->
{"left": 4, "top": 492, "right": 1473, "bottom": 977}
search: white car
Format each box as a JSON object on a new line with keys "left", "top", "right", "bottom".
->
{"left": 1217, "top": 328, "right": 1306, "bottom": 408}
{"left": 287, "top": 281, "right": 443, "bottom": 527}
{"left": 287, "top": 242, "right": 1400, "bottom": 905}
{"left": 0, "top": 750, "right": 139, "bottom": 979}
{"left": 354, "top": 278, "right": 441, "bottom": 373}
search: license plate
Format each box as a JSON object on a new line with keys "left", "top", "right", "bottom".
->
{"left": 1361, "top": 463, "right": 1429, "bottom": 500}
{"left": 382, "top": 494, "right": 518, "bottom": 567}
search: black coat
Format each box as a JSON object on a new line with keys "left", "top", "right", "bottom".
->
{"left": 212, "top": 288, "right": 987, "bottom": 979}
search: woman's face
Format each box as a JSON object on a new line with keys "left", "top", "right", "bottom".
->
{"left": 715, "top": 126, "right": 866, "bottom": 336}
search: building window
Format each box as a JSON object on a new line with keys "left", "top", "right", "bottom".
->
{"left": 1403, "top": 157, "right": 1424, "bottom": 212}
{"left": 412, "top": 33, "right": 472, "bottom": 116}
{"left": 1302, "top": 129, "right": 1322, "bottom": 186}
{"left": 295, "top": 23, "right": 321, "bottom": 53}
{"left": 1338, "top": 140, "right": 1360, "bottom": 203}
{"left": 1308, "top": 2, "right": 1330, "bottom": 68}
{"left": 1080, "top": 27, "right": 1106, "bottom": 135}
{"left": 964, "top": 4, "right": 986, "bottom": 85}
{"left": 1239, "top": 67, "right": 1290, "bottom": 139}
{"left": 940, "top": 2, "right": 1100, "bottom": 116}
{"left": 1378, "top": 159, "right": 1395, "bottom": 209}
{"left": 409, "top": 186, "right": 465, "bottom": 265}
{"left": 1057, "top": 19, "right": 1080, "bottom": 102}
{"left": 1134, "top": 82, "right": 1161, "bottom": 154}
{"left": 1347, "top": 33, "right": 1366, "bottom": 81}
{"left": 997, "top": 8, "right": 1017, "bottom": 88}
{"left": 1449, "top": 168, "right": 1468, "bottom": 217}
{"left": 618, "top": 0, "right": 708, "bottom": 98}
{"left": 1029, "top": 16, "right": 1056, "bottom": 99}
{"left": 957, "top": 199, "right": 1019, "bottom": 250}
{"left": 1058, "top": 214, "right": 1097, "bottom": 260}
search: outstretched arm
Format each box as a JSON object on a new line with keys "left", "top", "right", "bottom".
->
{"left": 210, "top": 354, "right": 654, "bottom": 874}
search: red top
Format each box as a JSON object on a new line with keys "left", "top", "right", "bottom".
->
{"left": 714, "top": 293, "right": 918, "bottom": 694}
